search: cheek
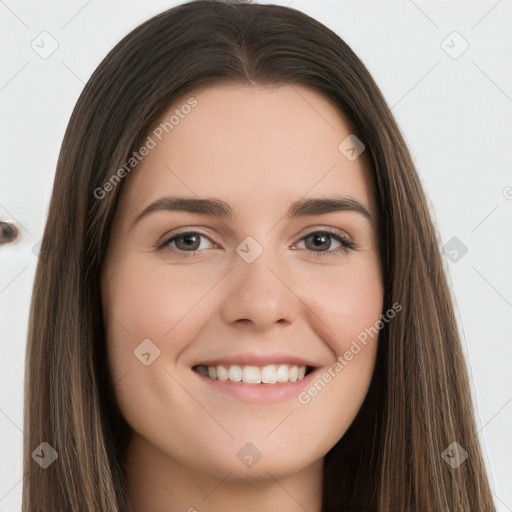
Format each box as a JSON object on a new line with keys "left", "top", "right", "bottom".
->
{"left": 102, "top": 254, "right": 220, "bottom": 380}
{"left": 301, "top": 255, "right": 384, "bottom": 351}
{"left": 293, "top": 257, "right": 383, "bottom": 429}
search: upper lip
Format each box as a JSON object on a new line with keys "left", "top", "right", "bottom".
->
{"left": 193, "top": 352, "right": 321, "bottom": 369}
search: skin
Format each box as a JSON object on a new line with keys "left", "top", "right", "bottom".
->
{"left": 101, "top": 84, "right": 384, "bottom": 512}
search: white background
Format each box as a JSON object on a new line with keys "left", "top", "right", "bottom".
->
{"left": 0, "top": 0, "right": 511, "bottom": 510}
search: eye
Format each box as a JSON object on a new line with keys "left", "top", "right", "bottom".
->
{"left": 293, "top": 229, "right": 356, "bottom": 256}
{"left": 155, "top": 230, "right": 215, "bottom": 256}
{"left": 155, "top": 227, "right": 356, "bottom": 258}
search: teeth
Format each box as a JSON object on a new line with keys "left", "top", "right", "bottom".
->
{"left": 228, "top": 365, "right": 242, "bottom": 382}
{"left": 276, "top": 364, "right": 289, "bottom": 382}
{"left": 217, "top": 365, "right": 229, "bottom": 381}
{"left": 195, "top": 364, "right": 309, "bottom": 384}
{"left": 261, "top": 365, "right": 277, "bottom": 384}
{"left": 197, "top": 366, "right": 208, "bottom": 377}
{"left": 242, "top": 366, "right": 261, "bottom": 384}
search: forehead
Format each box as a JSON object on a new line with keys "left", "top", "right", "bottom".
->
{"left": 117, "top": 83, "right": 376, "bottom": 223}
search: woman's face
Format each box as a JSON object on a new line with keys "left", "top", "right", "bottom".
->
{"left": 101, "top": 84, "right": 383, "bottom": 481}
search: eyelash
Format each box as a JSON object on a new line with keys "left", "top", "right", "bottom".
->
{"left": 155, "top": 227, "right": 356, "bottom": 258}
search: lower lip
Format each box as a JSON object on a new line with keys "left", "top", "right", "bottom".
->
{"left": 193, "top": 368, "right": 320, "bottom": 404}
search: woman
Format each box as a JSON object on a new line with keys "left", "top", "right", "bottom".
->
{"left": 23, "top": 1, "right": 496, "bottom": 510}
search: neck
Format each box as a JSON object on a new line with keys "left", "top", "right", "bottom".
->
{"left": 123, "top": 432, "right": 324, "bottom": 512}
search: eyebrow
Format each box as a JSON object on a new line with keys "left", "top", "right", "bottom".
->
{"left": 129, "top": 195, "right": 375, "bottom": 230}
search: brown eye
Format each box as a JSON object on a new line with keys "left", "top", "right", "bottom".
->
{"left": 304, "top": 232, "right": 332, "bottom": 251}
{"left": 156, "top": 230, "right": 216, "bottom": 256}
{"left": 294, "top": 229, "right": 356, "bottom": 256}
{"left": 174, "top": 233, "right": 202, "bottom": 251}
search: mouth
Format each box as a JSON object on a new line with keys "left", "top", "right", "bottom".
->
{"left": 192, "top": 363, "right": 316, "bottom": 384}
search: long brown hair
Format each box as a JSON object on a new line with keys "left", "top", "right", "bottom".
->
{"left": 23, "top": 1, "right": 495, "bottom": 510}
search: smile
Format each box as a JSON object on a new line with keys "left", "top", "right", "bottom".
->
{"left": 193, "top": 363, "right": 314, "bottom": 384}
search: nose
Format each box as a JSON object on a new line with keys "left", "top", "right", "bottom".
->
{"left": 219, "top": 249, "right": 299, "bottom": 331}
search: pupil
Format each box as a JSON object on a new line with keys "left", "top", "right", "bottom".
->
{"left": 178, "top": 234, "right": 200, "bottom": 250}
{"left": 308, "top": 233, "right": 330, "bottom": 251}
